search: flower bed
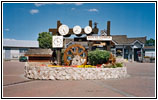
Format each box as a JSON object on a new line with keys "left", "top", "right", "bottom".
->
{"left": 34, "top": 62, "right": 124, "bottom": 68}
{"left": 25, "top": 62, "right": 128, "bottom": 80}
{"left": 47, "top": 65, "right": 102, "bottom": 68}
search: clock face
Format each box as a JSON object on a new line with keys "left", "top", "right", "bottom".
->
{"left": 84, "top": 26, "right": 92, "bottom": 34}
{"left": 54, "top": 38, "right": 61, "bottom": 46}
{"left": 58, "top": 25, "right": 69, "bottom": 36}
{"left": 52, "top": 36, "right": 63, "bottom": 48}
{"left": 73, "top": 25, "right": 82, "bottom": 34}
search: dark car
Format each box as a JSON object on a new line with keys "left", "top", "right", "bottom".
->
{"left": 19, "top": 56, "right": 27, "bottom": 62}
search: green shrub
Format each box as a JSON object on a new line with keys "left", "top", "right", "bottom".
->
{"left": 88, "top": 49, "right": 110, "bottom": 65}
{"left": 115, "top": 63, "right": 123, "bottom": 67}
{"left": 150, "top": 57, "right": 155, "bottom": 60}
{"left": 109, "top": 64, "right": 117, "bottom": 68}
{"left": 107, "top": 63, "right": 123, "bottom": 68}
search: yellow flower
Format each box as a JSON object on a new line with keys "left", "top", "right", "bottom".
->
{"left": 48, "top": 65, "right": 62, "bottom": 67}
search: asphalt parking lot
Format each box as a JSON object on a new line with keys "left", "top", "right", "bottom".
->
{"left": 3, "top": 61, "right": 155, "bottom": 98}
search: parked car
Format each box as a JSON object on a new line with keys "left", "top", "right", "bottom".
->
{"left": 19, "top": 56, "right": 27, "bottom": 62}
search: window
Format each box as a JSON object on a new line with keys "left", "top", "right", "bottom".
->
{"left": 19, "top": 48, "right": 28, "bottom": 53}
{"left": 12, "top": 55, "right": 18, "bottom": 58}
{"left": 116, "top": 49, "right": 122, "bottom": 57}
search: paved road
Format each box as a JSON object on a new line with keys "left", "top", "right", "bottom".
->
{"left": 3, "top": 61, "right": 155, "bottom": 98}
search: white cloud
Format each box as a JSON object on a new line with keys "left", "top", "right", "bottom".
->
{"left": 5, "top": 28, "right": 10, "bottom": 31}
{"left": 35, "top": 3, "right": 44, "bottom": 7}
{"left": 88, "top": 8, "right": 98, "bottom": 12}
{"left": 30, "top": 9, "right": 39, "bottom": 15}
{"left": 71, "top": 8, "right": 75, "bottom": 10}
{"left": 34, "top": 3, "right": 51, "bottom": 7}
{"left": 34, "top": 3, "right": 83, "bottom": 7}
{"left": 4, "top": 38, "right": 16, "bottom": 40}
{"left": 74, "top": 3, "right": 83, "bottom": 6}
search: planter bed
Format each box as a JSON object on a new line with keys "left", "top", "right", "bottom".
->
{"left": 143, "top": 58, "right": 155, "bottom": 63}
{"left": 24, "top": 62, "right": 128, "bottom": 80}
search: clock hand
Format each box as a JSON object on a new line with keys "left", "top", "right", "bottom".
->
{"left": 75, "top": 29, "right": 78, "bottom": 32}
{"left": 63, "top": 29, "right": 66, "bottom": 33}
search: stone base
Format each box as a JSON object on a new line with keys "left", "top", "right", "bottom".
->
{"left": 24, "top": 63, "right": 128, "bottom": 80}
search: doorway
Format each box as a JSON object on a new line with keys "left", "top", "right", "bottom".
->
{"left": 134, "top": 48, "right": 141, "bottom": 61}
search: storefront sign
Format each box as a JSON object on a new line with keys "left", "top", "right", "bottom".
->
{"left": 87, "top": 36, "right": 112, "bottom": 41}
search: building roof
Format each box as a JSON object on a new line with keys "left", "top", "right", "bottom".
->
{"left": 25, "top": 49, "right": 52, "bottom": 56}
{"left": 112, "top": 35, "right": 146, "bottom": 45}
{"left": 144, "top": 46, "right": 155, "bottom": 49}
{"left": 64, "top": 35, "right": 146, "bottom": 46}
{"left": 3, "top": 39, "right": 39, "bottom": 48}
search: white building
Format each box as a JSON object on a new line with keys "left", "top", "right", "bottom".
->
{"left": 3, "top": 39, "right": 39, "bottom": 61}
{"left": 144, "top": 46, "right": 155, "bottom": 57}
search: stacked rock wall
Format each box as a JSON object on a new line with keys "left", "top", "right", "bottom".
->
{"left": 25, "top": 63, "right": 127, "bottom": 80}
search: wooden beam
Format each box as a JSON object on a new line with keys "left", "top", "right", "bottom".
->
{"left": 107, "top": 21, "right": 110, "bottom": 36}
{"left": 49, "top": 20, "right": 99, "bottom": 36}
{"left": 49, "top": 29, "right": 58, "bottom": 35}
{"left": 57, "top": 20, "right": 62, "bottom": 29}
{"left": 49, "top": 28, "right": 99, "bottom": 35}
{"left": 57, "top": 48, "right": 61, "bottom": 65}
{"left": 89, "top": 20, "right": 92, "bottom": 27}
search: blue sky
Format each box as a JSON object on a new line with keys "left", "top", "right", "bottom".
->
{"left": 3, "top": 2, "right": 155, "bottom": 40}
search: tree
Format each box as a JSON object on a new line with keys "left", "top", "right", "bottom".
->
{"left": 37, "top": 32, "right": 52, "bottom": 48}
{"left": 145, "top": 38, "right": 155, "bottom": 46}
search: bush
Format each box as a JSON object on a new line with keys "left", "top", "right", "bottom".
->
{"left": 150, "top": 57, "right": 155, "bottom": 60}
{"left": 88, "top": 49, "right": 110, "bottom": 65}
{"left": 108, "top": 63, "right": 123, "bottom": 68}
{"left": 115, "top": 63, "right": 123, "bottom": 67}
{"left": 111, "top": 64, "right": 117, "bottom": 68}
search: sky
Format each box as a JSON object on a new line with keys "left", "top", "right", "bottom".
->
{"left": 3, "top": 2, "right": 155, "bottom": 41}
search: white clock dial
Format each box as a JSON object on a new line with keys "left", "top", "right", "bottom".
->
{"left": 58, "top": 25, "right": 69, "bottom": 36}
{"left": 52, "top": 36, "right": 63, "bottom": 48}
{"left": 84, "top": 26, "right": 92, "bottom": 34}
{"left": 54, "top": 38, "right": 61, "bottom": 46}
{"left": 73, "top": 25, "right": 82, "bottom": 34}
